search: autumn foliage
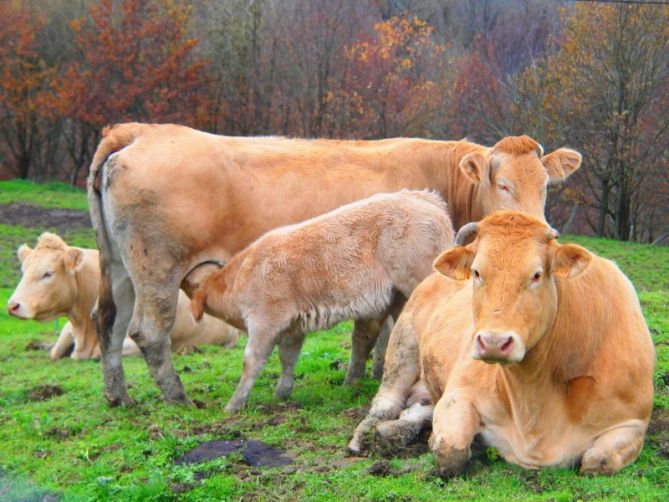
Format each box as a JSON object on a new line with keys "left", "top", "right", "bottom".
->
{"left": 0, "top": 0, "right": 667, "bottom": 242}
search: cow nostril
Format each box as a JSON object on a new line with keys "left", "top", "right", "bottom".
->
{"left": 500, "top": 336, "right": 514, "bottom": 353}
{"left": 476, "top": 334, "right": 486, "bottom": 351}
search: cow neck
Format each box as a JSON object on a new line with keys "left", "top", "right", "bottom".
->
{"left": 441, "top": 141, "right": 488, "bottom": 230}
{"left": 69, "top": 259, "right": 99, "bottom": 333}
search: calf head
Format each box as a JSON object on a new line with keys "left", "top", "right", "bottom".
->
{"left": 459, "top": 135, "right": 581, "bottom": 224}
{"left": 7, "top": 233, "right": 84, "bottom": 321}
{"left": 434, "top": 211, "right": 591, "bottom": 364}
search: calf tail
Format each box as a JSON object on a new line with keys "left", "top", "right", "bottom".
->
{"left": 191, "top": 288, "right": 207, "bottom": 323}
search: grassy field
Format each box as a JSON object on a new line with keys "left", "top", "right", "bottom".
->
{"left": 0, "top": 180, "right": 667, "bottom": 501}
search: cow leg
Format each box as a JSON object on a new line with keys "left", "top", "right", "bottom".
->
{"left": 375, "top": 401, "right": 434, "bottom": 453}
{"left": 50, "top": 322, "right": 75, "bottom": 360}
{"left": 127, "top": 287, "right": 190, "bottom": 405}
{"left": 580, "top": 419, "right": 647, "bottom": 475}
{"left": 98, "top": 262, "right": 135, "bottom": 406}
{"left": 275, "top": 330, "right": 306, "bottom": 400}
{"left": 345, "top": 318, "right": 381, "bottom": 384}
{"left": 429, "top": 391, "right": 480, "bottom": 477}
{"left": 225, "top": 326, "right": 279, "bottom": 413}
{"left": 371, "top": 294, "right": 406, "bottom": 379}
{"left": 348, "top": 311, "right": 420, "bottom": 454}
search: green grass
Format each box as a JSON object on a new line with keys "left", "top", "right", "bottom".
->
{"left": 1, "top": 182, "right": 668, "bottom": 500}
{"left": 0, "top": 179, "right": 88, "bottom": 210}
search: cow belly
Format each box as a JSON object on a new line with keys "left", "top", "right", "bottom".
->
{"left": 479, "top": 425, "right": 589, "bottom": 469}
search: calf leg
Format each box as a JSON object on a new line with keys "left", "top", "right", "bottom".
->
{"left": 128, "top": 287, "right": 190, "bottom": 405}
{"left": 50, "top": 322, "right": 74, "bottom": 360}
{"left": 276, "top": 330, "right": 306, "bottom": 400}
{"left": 429, "top": 391, "right": 480, "bottom": 477}
{"left": 371, "top": 294, "right": 406, "bottom": 379}
{"left": 345, "top": 318, "right": 381, "bottom": 384}
{"left": 348, "top": 311, "right": 420, "bottom": 454}
{"left": 580, "top": 419, "right": 647, "bottom": 475}
{"left": 225, "top": 325, "right": 279, "bottom": 413}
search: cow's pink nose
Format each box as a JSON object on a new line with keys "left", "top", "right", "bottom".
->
{"left": 8, "top": 301, "right": 20, "bottom": 315}
{"left": 474, "top": 331, "right": 519, "bottom": 362}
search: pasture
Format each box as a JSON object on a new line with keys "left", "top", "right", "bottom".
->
{"left": 0, "top": 180, "right": 668, "bottom": 500}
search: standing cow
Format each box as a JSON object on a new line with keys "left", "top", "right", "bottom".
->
{"left": 349, "top": 212, "right": 655, "bottom": 475}
{"left": 7, "top": 233, "right": 240, "bottom": 359}
{"left": 87, "top": 123, "right": 581, "bottom": 406}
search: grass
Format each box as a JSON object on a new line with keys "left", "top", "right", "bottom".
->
{"left": 0, "top": 179, "right": 88, "bottom": 211}
{"left": 0, "top": 182, "right": 668, "bottom": 500}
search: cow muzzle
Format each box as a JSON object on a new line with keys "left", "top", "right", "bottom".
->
{"left": 473, "top": 330, "right": 525, "bottom": 363}
{"left": 7, "top": 298, "right": 31, "bottom": 319}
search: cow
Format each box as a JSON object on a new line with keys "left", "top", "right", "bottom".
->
{"left": 87, "top": 122, "right": 581, "bottom": 406}
{"left": 349, "top": 211, "right": 655, "bottom": 476}
{"left": 186, "top": 190, "right": 454, "bottom": 412}
{"left": 7, "top": 233, "right": 240, "bottom": 360}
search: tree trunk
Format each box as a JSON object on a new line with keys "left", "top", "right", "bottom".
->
{"left": 597, "top": 178, "right": 610, "bottom": 237}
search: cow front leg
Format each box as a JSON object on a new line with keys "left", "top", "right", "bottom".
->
{"left": 345, "top": 318, "right": 380, "bottom": 384}
{"left": 225, "top": 327, "right": 278, "bottom": 413}
{"left": 371, "top": 294, "right": 405, "bottom": 379}
{"left": 429, "top": 391, "right": 480, "bottom": 477}
{"left": 50, "top": 322, "right": 75, "bottom": 360}
{"left": 276, "top": 330, "right": 306, "bottom": 400}
{"left": 348, "top": 311, "right": 420, "bottom": 454}
{"left": 128, "top": 288, "right": 190, "bottom": 406}
{"left": 580, "top": 419, "right": 647, "bottom": 475}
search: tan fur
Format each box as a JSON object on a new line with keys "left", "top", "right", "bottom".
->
{"left": 350, "top": 212, "right": 655, "bottom": 475}
{"left": 7, "top": 233, "right": 240, "bottom": 360}
{"left": 188, "top": 191, "right": 454, "bottom": 412}
{"left": 88, "top": 122, "right": 581, "bottom": 405}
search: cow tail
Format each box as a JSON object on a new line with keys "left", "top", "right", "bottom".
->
{"left": 191, "top": 288, "right": 207, "bottom": 323}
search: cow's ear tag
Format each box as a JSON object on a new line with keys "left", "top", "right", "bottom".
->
{"left": 434, "top": 247, "right": 474, "bottom": 280}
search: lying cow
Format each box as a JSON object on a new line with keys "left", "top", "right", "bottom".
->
{"left": 7, "top": 233, "right": 240, "bottom": 360}
{"left": 349, "top": 211, "right": 655, "bottom": 475}
{"left": 186, "top": 190, "right": 454, "bottom": 412}
{"left": 88, "top": 122, "right": 582, "bottom": 406}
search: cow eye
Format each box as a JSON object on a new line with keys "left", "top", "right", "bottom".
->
{"left": 41, "top": 271, "right": 53, "bottom": 279}
{"left": 530, "top": 272, "right": 542, "bottom": 284}
{"left": 498, "top": 183, "right": 510, "bottom": 193}
{"left": 472, "top": 269, "right": 482, "bottom": 284}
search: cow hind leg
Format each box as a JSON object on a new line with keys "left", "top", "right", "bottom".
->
{"left": 375, "top": 401, "right": 434, "bottom": 454}
{"left": 50, "top": 322, "right": 75, "bottom": 360}
{"left": 580, "top": 419, "right": 647, "bottom": 475}
{"left": 225, "top": 324, "right": 279, "bottom": 413}
{"left": 275, "top": 330, "right": 306, "bottom": 400}
{"left": 371, "top": 294, "right": 406, "bottom": 379}
{"left": 345, "top": 318, "right": 381, "bottom": 385}
{"left": 128, "top": 288, "right": 191, "bottom": 406}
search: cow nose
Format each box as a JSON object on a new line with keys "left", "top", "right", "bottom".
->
{"left": 7, "top": 301, "right": 21, "bottom": 316}
{"left": 474, "top": 331, "right": 523, "bottom": 363}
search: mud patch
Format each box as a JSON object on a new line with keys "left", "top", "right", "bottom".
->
{"left": 28, "top": 384, "right": 64, "bottom": 402}
{"left": 25, "top": 340, "right": 55, "bottom": 352}
{"left": 648, "top": 409, "right": 669, "bottom": 459}
{"left": 174, "top": 439, "right": 293, "bottom": 468}
{"left": 0, "top": 202, "right": 91, "bottom": 230}
{"left": 368, "top": 459, "right": 416, "bottom": 478}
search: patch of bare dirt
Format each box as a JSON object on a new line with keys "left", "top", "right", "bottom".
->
{"left": 28, "top": 384, "right": 64, "bottom": 402}
{"left": 648, "top": 409, "right": 669, "bottom": 459}
{"left": 0, "top": 203, "right": 90, "bottom": 230}
{"left": 174, "top": 439, "right": 293, "bottom": 468}
{"left": 25, "top": 340, "right": 54, "bottom": 352}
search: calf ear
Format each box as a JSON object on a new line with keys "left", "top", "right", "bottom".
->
{"left": 542, "top": 148, "right": 582, "bottom": 183}
{"left": 434, "top": 247, "right": 475, "bottom": 280}
{"left": 552, "top": 244, "right": 592, "bottom": 278}
{"left": 63, "top": 247, "right": 85, "bottom": 272}
{"left": 17, "top": 244, "right": 33, "bottom": 264}
{"left": 459, "top": 153, "right": 489, "bottom": 184}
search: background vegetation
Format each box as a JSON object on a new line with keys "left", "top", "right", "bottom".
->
{"left": 0, "top": 179, "right": 667, "bottom": 500}
{"left": 0, "top": 0, "right": 668, "bottom": 243}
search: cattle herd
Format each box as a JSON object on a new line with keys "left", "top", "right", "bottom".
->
{"left": 8, "top": 123, "right": 655, "bottom": 477}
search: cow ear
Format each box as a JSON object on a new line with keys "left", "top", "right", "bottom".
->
{"left": 17, "top": 244, "right": 33, "bottom": 264}
{"left": 63, "top": 247, "right": 85, "bottom": 272}
{"left": 459, "top": 153, "right": 489, "bottom": 184}
{"left": 434, "top": 247, "right": 475, "bottom": 280}
{"left": 542, "top": 148, "right": 582, "bottom": 183}
{"left": 552, "top": 244, "right": 592, "bottom": 278}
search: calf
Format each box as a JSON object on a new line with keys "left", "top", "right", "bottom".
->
{"left": 188, "top": 190, "right": 454, "bottom": 412}
{"left": 349, "top": 211, "right": 655, "bottom": 475}
{"left": 7, "top": 233, "right": 240, "bottom": 360}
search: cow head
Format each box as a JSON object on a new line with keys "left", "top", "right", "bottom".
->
{"left": 7, "top": 233, "right": 84, "bottom": 321}
{"left": 459, "top": 135, "right": 581, "bottom": 223}
{"left": 434, "top": 211, "right": 592, "bottom": 364}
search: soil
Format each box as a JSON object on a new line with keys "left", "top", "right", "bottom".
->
{"left": 648, "top": 408, "right": 669, "bottom": 459}
{"left": 174, "top": 439, "right": 293, "bottom": 468}
{"left": 28, "top": 384, "right": 64, "bottom": 402}
{"left": 0, "top": 202, "right": 91, "bottom": 230}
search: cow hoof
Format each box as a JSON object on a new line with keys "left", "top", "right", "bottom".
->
{"left": 374, "top": 419, "right": 421, "bottom": 454}
{"left": 223, "top": 400, "right": 243, "bottom": 414}
{"left": 105, "top": 393, "right": 136, "bottom": 408}
{"left": 275, "top": 387, "right": 293, "bottom": 401}
{"left": 430, "top": 436, "right": 470, "bottom": 477}
{"left": 580, "top": 450, "right": 617, "bottom": 475}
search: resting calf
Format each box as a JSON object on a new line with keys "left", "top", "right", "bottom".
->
{"left": 188, "top": 190, "right": 454, "bottom": 412}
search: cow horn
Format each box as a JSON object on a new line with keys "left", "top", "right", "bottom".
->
{"left": 454, "top": 222, "right": 479, "bottom": 247}
{"left": 546, "top": 227, "right": 560, "bottom": 240}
